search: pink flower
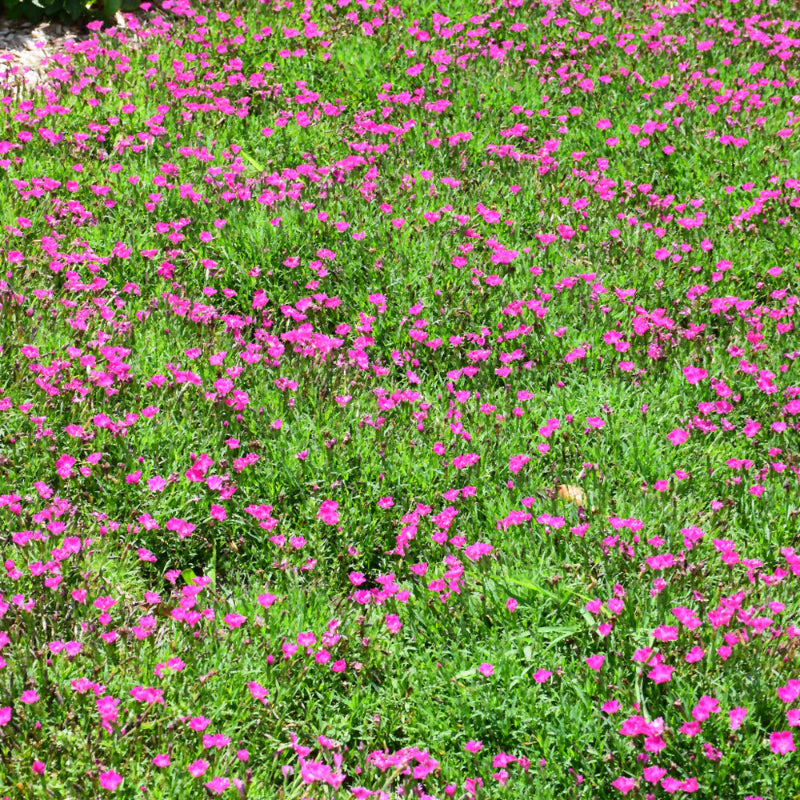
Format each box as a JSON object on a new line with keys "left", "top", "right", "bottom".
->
{"left": 99, "top": 770, "right": 123, "bottom": 791}
{"left": 187, "top": 759, "right": 210, "bottom": 777}
{"left": 647, "top": 664, "right": 674, "bottom": 684}
{"left": 682, "top": 366, "right": 708, "bottom": 384}
{"left": 682, "top": 778, "right": 700, "bottom": 793}
{"left": 203, "top": 733, "right": 232, "bottom": 750}
{"left": 385, "top": 614, "right": 402, "bottom": 634}
{"left": 602, "top": 699, "right": 620, "bottom": 714}
{"left": 585, "top": 654, "right": 605, "bottom": 671}
{"left": 317, "top": 499, "right": 340, "bottom": 525}
{"left": 686, "top": 646, "right": 705, "bottom": 663}
{"left": 508, "top": 454, "right": 530, "bottom": 474}
{"left": 533, "top": 670, "right": 552, "bottom": 684}
{"left": 478, "top": 663, "right": 495, "bottom": 677}
{"left": 153, "top": 754, "right": 170, "bottom": 768}
{"left": 452, "top": 453, "right": 480, "bottom": 470}
{"left": 667, "top": 428, "right": 689, "bottom": 446}
{"left": 692, "top": 695, "right": 720, "bottom": 722}
{"left": 464, "top": 542, "right": 493, "bottom": 561}
{"left": 743, "top": 420, "right": 761, "bottom": 438}
{"left": 770, "top": 731, "right": 795, "bottom": 755}
{"left": 643, "top": 766, "right": 666, "bottom": 784}
{"left": 257, "top": 593, "right": 277, "bottom": 608}
{"left": 611, "top": 776, "right": 635, "bottom": 794}
{"left": 55, "top": 454, "right": 75, "bottom": 479}
{"left": 224, "top": 613, "right": 247, "bottom": 629}
{"left": 465, "top": 740, "right": 483, "bottom": 753}
{"left": 205, "top": 777, "right": 231, "bottom": 795}
{"left": 20, "top": 690, "right": 39, "bottom": 704}
{"left": 778, "top": 679, "right": 800, "bottom": 704}
{"left": 681, "top": 720, "right": 702, "bottom": 738}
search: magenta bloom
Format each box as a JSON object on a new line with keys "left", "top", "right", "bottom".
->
{"left": 667, "top": 428, "right": 689, "bottom": 446}
{"left": 478, "top": 663, "right": 495, "bottom": 677}
{"left": 465, "top": 740, "right": 483, "bottom": 753}
{"left": 385, "top": 614, "right": 402, "bottom": 634}
{"left": 187, "top": 759, "right": 210, "bottom": 777}
{"left": 611, "top": 776, "right": 635, "bottom": 794}
{"left": 55, "top": 454, "right": 75, "bottom": 479}
{"left": 452, "top": 453, "right": 480, "bottom": 469}
{"left": 730, "top": 708, "right": 748, "bottom": 730}
{"left": 464, "top": 542, "right": 493, "bottom": 561}
{"left": 770, "top": 731, "right": 796, "bottom": 755}
{"left": 317, "top": 499, "right": 340, "bottom": 525}
{"left": 647, "top": 664, "right": 674, "bottom": 684}
{"left": 682, "top": 366, "right": 708, "bottom": 384}
{"left": 257, "top": 593, "right": 277, "bottom": 608}
{"left": 661, "top": 777, "right": 684, "bottom": 792}
{"left": 602, "top": 699, "right": 620, "bottom": 714}
{"left": 692, "top": 695, "right": 720, "bottom": 722}
{"left": 205, "top": 777, "right": 231, "bottom": 795}
{"left": 98, "top": 770, "right": 123, "bottom": 791}
{"left": 585, "top": 654, "right": 605, "bottom": 671}
{"left": 643, "top": 766, "right": 666, "bottom": 784}
{"left": 508, "top": 454, "right": 530, "bottom": 474}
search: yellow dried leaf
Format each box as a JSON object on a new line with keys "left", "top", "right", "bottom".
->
{"left": 558, "top": 484, "right": 588, "bottom": 507}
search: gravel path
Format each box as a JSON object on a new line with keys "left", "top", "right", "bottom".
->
{"left": 0, "top": 16, "right": 81, "bottom": 87}
{"left": 0, "top": 12, "right": 134, "bottom": 89}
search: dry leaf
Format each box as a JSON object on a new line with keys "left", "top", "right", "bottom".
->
{"left": 558, "top": 484, "right": 588, "bottom": 507}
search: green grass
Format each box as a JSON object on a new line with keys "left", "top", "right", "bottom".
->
{"left": 0, "top": 0, "right": 799, "bottom": 797}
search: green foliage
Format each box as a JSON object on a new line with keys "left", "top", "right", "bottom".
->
{"left": 0, "top": 0, "right": 799, "bottom": 797}
{"left": 0, "top": 0, "right": 137, "bottom": 24}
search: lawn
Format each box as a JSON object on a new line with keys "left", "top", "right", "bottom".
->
{"left": 0, "top": 0, "right": 799, "bottom": 797}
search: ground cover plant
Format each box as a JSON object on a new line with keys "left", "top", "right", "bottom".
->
{"left": 0, "top": 0, "right": 799, "bottom": 796}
